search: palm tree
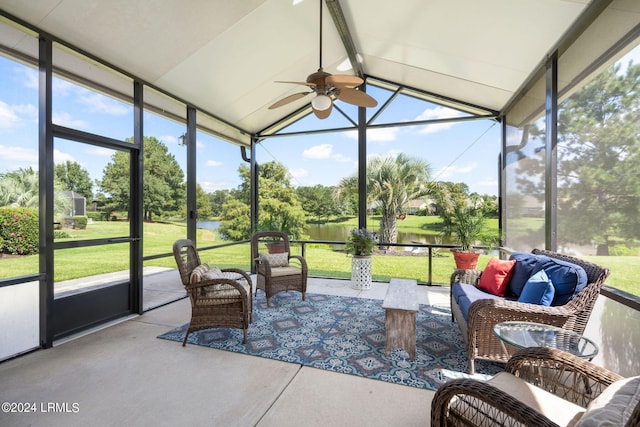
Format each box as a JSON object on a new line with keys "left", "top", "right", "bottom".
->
{"left": 0, "top": 167, "right": 39, "bottom": 207}
{"left": 336, "top": 153, "right": 434, "bottom": 245}
{"left": 0, "top": 167, "right": 71, "bottom": 215}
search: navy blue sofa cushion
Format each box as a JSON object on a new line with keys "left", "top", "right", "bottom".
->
{"left": 452, "top": 282, "right": 504, "bottom": 321}
{"left": 507, "top": 251, "right": 547, "bottom": 297}
{"left": 537, "top": 255, "right": 588, "bottom": 305}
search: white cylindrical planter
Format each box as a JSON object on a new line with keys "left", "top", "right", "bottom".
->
{"left": 351, "top": 255, "right": 372, "bottom": 290}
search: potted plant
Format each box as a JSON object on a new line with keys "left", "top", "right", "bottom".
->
{"left": 345, "top": 228, "right": 378, "bottom": 290}
{"left": 445, "top": 206, "right": 487, "bottom": 270}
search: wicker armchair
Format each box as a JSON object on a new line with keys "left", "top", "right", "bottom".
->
{"left": 251, "top": 231, "right": 307, "bottom": 307}
{"left": 450, "top": 249, "right": 610, "bottom": 373}
{"left": 173, "top": 239, "right": 253, "bottom": 345}
{"left": 432, "top": 347, "right": 639, "bottom": 427}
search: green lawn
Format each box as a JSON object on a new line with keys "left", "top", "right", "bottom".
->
{"left": 1, "top": 220, "right": 638, "bottom": 297}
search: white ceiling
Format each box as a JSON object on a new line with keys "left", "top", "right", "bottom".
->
{"left": 0, "top": 0, "right": 628, "bottom": 145}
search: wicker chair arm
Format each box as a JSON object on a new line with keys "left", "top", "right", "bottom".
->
{"left": 220, "top": 268, "right": 253, "bottom": 291}
{"left": 185, "top": 276, "right": 251, "bottom": 300}
{"left": 288, "top": 254, "right": 308, "bottom": 270}
{"left": 450, "top": 268, "right": 482, "bottom": 286}
{"left": 431, "top": 378, "right": 558, "bottom": 427}
{"left": 505, "top": 347, "right": 623, "bottom": 407}
{"left": 255, "top": 257, "right": 273, "bottom": 276}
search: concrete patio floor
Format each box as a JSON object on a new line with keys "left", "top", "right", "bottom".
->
{"left": 2, "top": 270, "right": 638, "bottom": 426}
{"left": 0, "top": 277, "right": 451, "bottom": 427}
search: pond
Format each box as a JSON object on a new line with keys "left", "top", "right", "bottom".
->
{"left": 197, "top": 220, "right": 454, "bottom": 245}
{"left": 305, "top": 223, "right": 454, "bottom": 245}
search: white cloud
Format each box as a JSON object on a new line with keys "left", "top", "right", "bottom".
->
{"left": 18, "top": 67, "right": 38, "bottom": 89}
{"left": 53, "top": 149, "right": 76, "bottom": 164}
{"left": 289, "top": 168, "right": 308, "bottom": 179}
{"left": 303, "top": 144, "right": 333, "bottom": 159}
{"left": 86, "top": 147, "right": 115, "bottom": 157}
{"left": 78, "top": 91, "right": 130, "bottom": 116}
{"left": 199, "top": 179, "right": 237, "bottom": 192}
{"left": 206, "top": 160, "right": 222, "bottom": 167}
{"left": 332, "top": 153, "right": 351, "bottom": 163}
{"left": 478, "top": 178, "right": 498, "bottom": 188}
{"left": 52, "top": 112, "right": 89, "bottom": 129}
{"left": 0, "top": 145, "right": 38, "bottom": 163}
{"left": 162, "top": 135, "right": 179, "bottom": 145}
{"left": 53, "top": 77, "right": 76, "bottom": 97}
{"left": 303, "top": 143, "right": 352, "bottom": 163}
{"left": 0, "top": 101, "right": 36, "bottom": 131}
{"left": 416, "top": 106, "right": 465, "bottom": 135}
{"left": 434, "top": 162, "right": 478, "bottom": 179}
{"left": 0, "top": 101, "right": 21, "bottom": 130}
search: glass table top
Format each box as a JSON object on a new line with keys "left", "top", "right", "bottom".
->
{"left": 493, "top": 321, "right": 599, "bottom": 359}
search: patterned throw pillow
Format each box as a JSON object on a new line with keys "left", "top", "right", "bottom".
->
{"left": 260, "top": 252, "right": 289, "bottom": 267}
{"left": 189, "top": 263, "right": 210, "bottom": 284}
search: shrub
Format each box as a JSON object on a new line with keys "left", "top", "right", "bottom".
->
{"left": 0, "top": 207, "right": 38, "bottom": 255}
{"left": 54, "top": 230, "right": 71, "bottom": 239}
{"left": 87, "top": 211, "right": 107, "bottom": 221}
{"left": 73, "top": 215, "right": 88, "bottom": 229}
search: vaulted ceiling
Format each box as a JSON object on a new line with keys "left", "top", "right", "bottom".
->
{"left": 1, "top": 0, "right": 638, "bottom": 145}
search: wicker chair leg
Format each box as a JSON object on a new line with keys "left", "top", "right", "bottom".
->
{"left": 266, "top": 296, "right": 272, "bottom": 307}
{"left": 469, "top": 358, "right": 475, "bottom": 375}
{"left": 302, "top": 292, "right": 306, "bottom": 301}
{"left": 182, "top": 329, "right": 190, "bottom": 347}
{"left": 242, "top": 328, "right": 247, "bottom": 344}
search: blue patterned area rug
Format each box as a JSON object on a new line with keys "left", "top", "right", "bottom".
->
{"left": 157, "top": 291, "right": 502, "bottom": 390}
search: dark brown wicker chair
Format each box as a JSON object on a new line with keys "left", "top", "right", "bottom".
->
{"left": 251, "top": 231, "right": 307, "bottom": 307}
{"left": 173, "top": 239, "right": 253, "bottom": 345}
{"left": 431, "top": 347, "right": 639, "bottom": 427}
{"left": 450, "top": 249, "right": 610, "bottom": 373}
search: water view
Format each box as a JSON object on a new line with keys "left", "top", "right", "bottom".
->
{"left": 198, "top": 220, "right": 452, "bottom": 245}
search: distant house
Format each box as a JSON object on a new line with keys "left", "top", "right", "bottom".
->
{"left": 63, "top": 191, "right": 86, "bottom": 216}
{"left": 406, "top": 199, "right": 427, "bottom": 214}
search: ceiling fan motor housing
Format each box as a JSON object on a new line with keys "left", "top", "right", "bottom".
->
{"left": 307, "top": 69, "right": 331, "bottom": 95}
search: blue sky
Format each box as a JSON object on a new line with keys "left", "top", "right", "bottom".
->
{"left": 0, "top": 53, "right": 502, "bottom": 197}
{"left": 2, "top": 43, "right": 639, "bottom": 198}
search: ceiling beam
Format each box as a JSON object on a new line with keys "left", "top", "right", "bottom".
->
{"left": 325, "top": 0, "right": 363, "bottom": 78}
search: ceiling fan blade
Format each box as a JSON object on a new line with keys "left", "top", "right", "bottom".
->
{"left": 268, "top": 92, "right": 312, "bottom": 109}
{"left": 312, "top": 102, "right": 333, "bottom": 119}
{"left": 336, "top": 88, "right": 378, "bottom": 107}
{"left": 327, "top": 74, "right": 363, "bottom": 88}
{"left": 275, "top": 80, "right": 316, "bottom": 87}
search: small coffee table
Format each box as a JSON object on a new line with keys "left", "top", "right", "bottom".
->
{"left": 493, "top": 321, "right": 598, "bottom": 359}
{"left": 382, "top": 278, "right": 419, "bottom": 359}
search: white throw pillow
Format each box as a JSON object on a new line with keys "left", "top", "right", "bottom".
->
{"left": 576, "top": 376, "right": 640, "bottom": 427}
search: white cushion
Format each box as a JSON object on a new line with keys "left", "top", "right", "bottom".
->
{"left": 487, "top": 372, "right": 585, "bottom": 426}
{"left": 268, "top": 266, "right": 301, "bottom": 277}
{"left": 576, "top": 376, "right": 640, "bottom": 427}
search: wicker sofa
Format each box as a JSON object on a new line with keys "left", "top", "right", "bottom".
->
{"left": 431, "top": 346, "right": 640, "bottom": 427}
{"left": 450, "top": 248, "right": 610, "bottom": 373}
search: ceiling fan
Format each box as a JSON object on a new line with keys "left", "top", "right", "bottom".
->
{"left": 268, "top": 0, "right": 378, "bottom": 119}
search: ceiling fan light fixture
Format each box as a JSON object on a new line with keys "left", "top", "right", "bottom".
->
{"left": 311, "top": 94, "right": 332, "bottom": 111}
